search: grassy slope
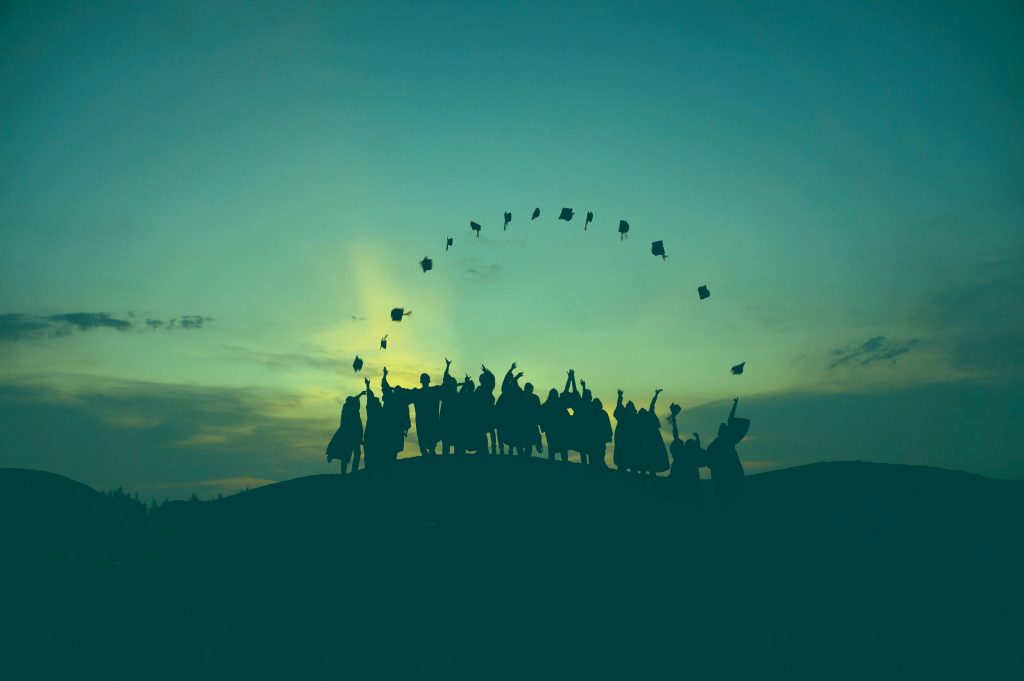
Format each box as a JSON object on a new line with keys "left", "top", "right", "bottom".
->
{"left": 2, "top": 458, "right": 1022, "bottom": 680}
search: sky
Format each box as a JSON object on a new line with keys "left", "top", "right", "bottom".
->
{"left": 1, "top": 0, "right": 1022, "bottom": 498}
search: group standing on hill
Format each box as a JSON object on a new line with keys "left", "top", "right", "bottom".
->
{"left": 327, "top": 360, "right": 750, "bottom": 509}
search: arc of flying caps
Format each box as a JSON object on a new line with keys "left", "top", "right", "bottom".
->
{"left": 380, "top": 335, "right": 388, "bottom": 349}
{"left": 445, "top": 237, "right": 453, "bottom": 251}
{"left": 731, "top": 362, "right": 745, "bottom": 375}
{"left": 584, "top": 211, "right": 593, "bottom": 230}
{"left": 352, "top": 356, "right": 363, "bottom": 372}
{"left": 531, "top": 207, "right": 540, "bottom": 220}
{"left": 470, "top": 221, "right": 481, "bottom": 237}
{"left": 420, "top": 257, "right": 433, "bottom": 273}
{"left": 618, "top": 220, "right": 629, "bottom": 240}
{"left": 558, "top": 207, "right": 574, "bottom": 221}
{"left": 503, "top": 211, "right": 511, "bottom": 231}
{"left": 697, "top": 285, "right": 710, "bottom": 300}
{"left": 651, "top": 240, "right": 667, "bottom": 259}
{"left": 390, "top": 308, "right": 411, "bottom": 322}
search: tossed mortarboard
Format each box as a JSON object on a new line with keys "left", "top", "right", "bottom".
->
{"left": 698, "top": 285, "right": 710, "bottom": 300}
{"left": 470, "top": 221, "right": 481, "bottom": 237}
{"left": 559, "top": 207, "right": 574, "bottom": 221}
{"left": 380, "top": 335, "right": 388, "bottom": 349}
{"left": 390, "top": 308, "right": 411, "bottom": 321}
{"left": 531, "top": 207, "right": 540, "bottom": 220}
{"left": 420, "top": 257, "right": 433, "bottom": 273}
{"left": 731, "top": 362, "right": 745, "bottom": 375}
{"left": 651, "top": 240, "right": 666, "bottom": 259}
{"left": 618, "top": 220, "right": 629, "bottom": 240}
{"left": 353, "top": 356, "right": 363, "bottom": 372}
{"left": 504, "top": 211, "right": 511, "bottom": 230}
{"left": 446, "top": 237, "right": 453, "bottom": 251}
{"left": 585, "top": 211, "right": 593, "bottom": 230}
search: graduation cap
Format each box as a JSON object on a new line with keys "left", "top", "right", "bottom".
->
{"left": 390, "top": 308, "right": 411, "bottom": 322}
{"left": 446, "top": 237, "right": 453, "bottom": 252}
{"left": 420, "top": 257, "right": 433, "bottom": 273}
{"left": 380, "top": 335, "right": 388, "bottom": 350}
{"left": 503, "top": 211, "right": 512, "bottom": 230}
{"left": 651, "top": 240, "right": 666, "bottom": 259}
{"left": 731, "top": 362, "right": 745, "bottom": 375}
{"left": 353, "top": 356, "right": 363, "bottom": 372}
{"left": 585, "top": 211, "right": 593, "bottom": 230}
{"left": 531, "top": 207, "right": 540, "bottom": 220}
{"left": 618, "top": 220, "right": 629, "bottom": 240}
{"left": 698, "top": 285, "right": 710, "bottom": 300}
{"left": 559, "top": 207, "right": 574, "bottom": 221}
{"left": 470, "top": 221, "right": 481, "bottom": 237}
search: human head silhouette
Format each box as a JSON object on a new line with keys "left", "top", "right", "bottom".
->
{"left": 524, "top": 382, "right": 534, "bottom": 395}
{"left": 547, "top": 388, "right": 558, "bottom": 401}
{"left": 420, "top": 373, "right": 430, "bottom": 387}
{"left": 625, "top": 400, "right": 637, "bottom": 416}
{"left": 593, "top": 397, "right": 602, "bottom": 410}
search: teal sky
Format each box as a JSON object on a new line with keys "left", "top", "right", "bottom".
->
{"left": 2, "top": 1, "right": 1022, "bottom": 498}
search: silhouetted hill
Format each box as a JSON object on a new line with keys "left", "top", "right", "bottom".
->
{"left": 0, "top": 468, "right": 144, "bottom": 551}
{"left": 2, "top": 458, "right": 1022, "bottom": 680}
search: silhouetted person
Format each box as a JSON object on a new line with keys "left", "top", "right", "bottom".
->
{"left": 439, "top": 359, "right": 459, "bottom": 455}
{"left": 497, "top": 362, "right": 525, "bottom": 455}
{"left": 453, "top": 375, "right": 484, "bottom": 456}
{"left": 637, "top": 389, "right": 670, "bottom": 478}
{"left": 668, "top": 404, "right": 702, "bottom": 504}
{"left": 502, "top": 363, "right": 542, "bottom": 457}
{"left": 326, "top": 391, "right": 365, "bottom": 474}
{"left": 541, "top": 386, "right": 569, "bottom": 463}
{"left": 706, "top": 398, "right": 747, "bottom": 510}
{"left": 408, "top": 360, "right": 449, "bottom": 456}
{"left": 613, "top": 390, "right": 639, "bottom": 473}
{"left": 363, "top": 378, "right": 385, "bottom": 470}
{"left": 561, "top": 370, "right": 582, "bottom": 462}
{"left": 380, "top": 368, "right": 409, "bottom": 467}
{"left": 581, "top": 393, "right": 612, "bottom": 468}
{"left": 477, "top": 365, "right": 498, "bottom": 454}
{"left": 519, "top": 381, "right": 543, "bottom": 456}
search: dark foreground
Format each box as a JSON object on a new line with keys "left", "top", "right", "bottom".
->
{"left": 3, "top": 458, "right": 1023, "bottom": 680}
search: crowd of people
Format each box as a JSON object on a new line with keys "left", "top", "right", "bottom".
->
{"left": 326, "top": 360, "right": 750, "bottom": 508}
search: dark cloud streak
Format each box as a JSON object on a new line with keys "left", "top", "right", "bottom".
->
{"left": 829, "top": 336, "right": 919, "bottom": 369}
{"left": 0, "top": 312, "right": 213, "bottom": 341}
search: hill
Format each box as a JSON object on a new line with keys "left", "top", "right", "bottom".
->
{"left": 2, "top": 457, "right": 1023, "bottom": 680}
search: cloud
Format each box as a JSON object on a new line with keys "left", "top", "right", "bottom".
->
{"left": 218, "top": 345, "right": 351, "bottom": 372}
{"left": 829, "top": 336, "right": 920, "bottom": 369}
{"left": 463, "top": 263, "right": 501, "bottom": 284}
{"left": 0, "top": 378, "right": 331, "bottom": 500}
{"left": 681, "top": 380, "right": 1024, "bottom": 480}
{"left": 0, "top": 312, "right": 214, "bottom": 341}
{"left": 916, "top": 255, "right": 1024, "bottom": 379}
{"left": 0, "top": 312, "right": 133, "bottom": 340}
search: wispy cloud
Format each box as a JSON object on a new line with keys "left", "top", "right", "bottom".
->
{"left": 0, "top": 312, "right": 213, "bottom": 341}
{"left": 0, "top": 377, "right": 330, "bottom": 500}
{"left": 829, "top": 336, "right": 920, "bottom": 369}
{"left": 218, "top": 345, "right": 351, "bottom": 372}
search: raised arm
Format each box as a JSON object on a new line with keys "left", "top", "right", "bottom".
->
{"left": 381, "top": 366, "right": 391, "bottom": 395}
{"left": 669, "top": 408, "right": 680, "bottom": 441}
{"left": 614, "top": 389, "right": 625, "bottom": 418}
{"left": 364, "top": 377, "right": 374, "bottom": 400}
{"left": 728, "top": 397, "right": 738, "bottom": 422}
{"left": 502, "top": 362, "right": 517, "bottom": 391}
{"left": 649, "top": 388, "right": 662, "bottom": 413}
